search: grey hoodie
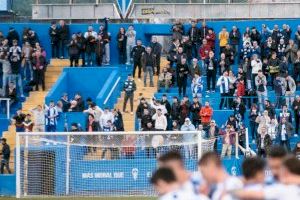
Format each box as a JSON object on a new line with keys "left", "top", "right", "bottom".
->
{"left": 0, "top": 59, "right": 12, "bottom": 74}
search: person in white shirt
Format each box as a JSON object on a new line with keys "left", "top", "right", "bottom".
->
{"left": 217, "top": 71, "right": 230, "bottom": 109}
{"left": 158, "top": 151, "right": 207, "bottom": 200}
{"left": 150, "top": 98, "right": 167, "bottom": 115}
{"left": 30, "top": 105, "right": 45, "bottom": 132}
{"left": 99, "top": 107, "right": 114, "bottom": 130}
{"left": 198, "top": 152, "right": 243, "bottom": 200}
{"left": 251, "top": 54, "right": 262, "bottom": 84}
{"left": 152, "top": 108, "right": 167, "bottom": 131}
{"left": 125, "top": 25, "right": 136, "bottom": 65}
{"left": 232, "top": 156, "right": 300, "bottom": 200}
{"left": 83, "top": 103, "right": 103, "bottom": 123}
{"left": 45, "top": 101, "right": 58, "bottom": 132}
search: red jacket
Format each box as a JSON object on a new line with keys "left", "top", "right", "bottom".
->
{"left": 199, "top": 106, "right": 213, "bottom": 124}
{"left": 206, "top": 32, "right": 216, "bottom": 49}
{"left": 236, "top": 82, "right": 245, "bottom": 97}
{"left": 199, "top": 44, "right": 211, "bottom": 60}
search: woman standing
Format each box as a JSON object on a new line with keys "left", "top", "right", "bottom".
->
{"left": 117, "top": 27, "right": 127, "bottom": 64}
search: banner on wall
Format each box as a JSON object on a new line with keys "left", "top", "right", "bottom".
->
{"left": 116, "top": 0, "right": 133, "bottom": 18}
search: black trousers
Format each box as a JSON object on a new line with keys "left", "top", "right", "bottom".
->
{"left": 51, "top": 42, "right": 59, "bottom": 58}
{"left": 295, "top": 114, "right": 300, "bottom": 134}
{"left": 79, "top": 50, "right": 85, "bottom": 66}
{"left": 33, "top": 69, "right": 45, "bottom": 91}
{"left": 0, "top": 159, "right": 11, "bottom": 174}
{"left": 155, "top": 55, "right": 161, "bottom": 75}
{"left": 70, "top": 54, "right": 79, "bottom": 67}
{"left": 96, "top": 54, "right": 103, "bottom": 66}
{"left": 123, "top": 93, "right": 134, "bottom": 112}
{"left": 119, "top": 48, "right": 126, "bottom": 64}
{"left": 294, "top": 68, "right": 300, "bottom": 83}
{"left": 206, "top": 71, "right": 216, "bottom": 91}
{"left": 133, "top": 61, "right": 142, "bottom": 78}
{"left": 59, "top": 39, "right": 68, "bottom": 58}
{"left": 177, "top": 77, "right": 187, "bottom": 97}
{"left": 219, "top": 93, "right": 229, "bottom": 109}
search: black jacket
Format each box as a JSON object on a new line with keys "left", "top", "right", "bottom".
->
{"left": 142, "top": 52, "right": 156, "bottom": 71}
{"left": 131, "top": 45, "right": 145, "bottom": 62}
{"left": 171, "top": 102, "right": 181, "bottom": 121}
{"left": 190, "top": 102, "right": 201, "bottom": 122}
{"left": 49, "top": 26, "right": 59, "bottom": 43}
{"left": 205, "top": 57, "right": 218, "bottom": 74}
{"left": 58, "top": 25, "right": 69, "bottom": 41}
{"left": 1, "top": 143, "right": 10, "bottom": 160}
{"left": 123, "top": 79, "right": 136, "bottom": 94}
{"left": 188, "top": 27, "right": 199, "bottom": 43}
{"left": 68, "top": 40, "right": 80, "bottom": 56}
{"left": 86, "top": 121, "right": 100, "bottom": 132}
{"left": 7, "top": 29, "right": 20, "bottom": 46}
{"left": 176, "top": 63, "right": 189, "bottom": 80}
{"left": 150, "top": 42, "right": 162, "bottom": 57}
{"left": 229, "top": 30, "right": 241, "bottom": 45}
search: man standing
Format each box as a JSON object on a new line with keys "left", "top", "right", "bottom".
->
{"left": 45, "top": 101, "right": 58, "bottom": 132}
{"left": 292, "top": 95, "right": 300, "bottom": 135}
{"left": 217, "top": 71, "right": 230, "bottom": 109}
{"left": 188, "top": 20, "right": 199, "bottom": 58}
{"left": 0, "top": 138, "right": 11, "bottom": 174}
{"left": 150, "top": 37, "right": 162, "bottom": 75}
{"left": 49, "top": 21, "right": 59, "bottom": 58}
{"left": 125, "top": 25, "right": 136, "bottom": 65}
{"left": 123, "top": 74, "right": 136, "bottom": 115}
{"left": 131, "top": 40, "right": 145, "bottom": 80}
{"left": 255, "top": 70, "right": 268, "bottom": 112}
{"left": 142, "top": 47, "right": 156, "bottom": 87}
{"left": 277, "top": 117, "right": 293, "bottom": 152}
{"left": 58, "top": 20, "right": 69, "bottom": 59}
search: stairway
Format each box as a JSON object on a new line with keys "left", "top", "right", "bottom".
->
{"left": 1, "top": 59, "right": 68, "bottom": 173}
{"left": 114, "top": 58, "right": 168, "bottom": 131}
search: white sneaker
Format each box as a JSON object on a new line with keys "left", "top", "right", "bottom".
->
{"left": 130, "top": 112, "right": 134, "bottom": 115}
{"left": 138, "top": 78, "right": 141, "bottom": 82}
{"left": 125, "top": 62, "right": 131, "bottom": 65}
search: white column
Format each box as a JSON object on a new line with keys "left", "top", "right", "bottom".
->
{"left": 197, "top": 132, "right": 202, "bottom": 160}
{"left": 16, "top": 133, "right": 21, "bottom": 198}
{"left": 66, "top": 135, "right": 71, "bottom": 195}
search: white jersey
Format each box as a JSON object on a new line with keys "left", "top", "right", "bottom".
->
{"left": 212, "top": 176, "right": 243, "bottom": 200}
{"left": 263, "top": 184, "right": 300, "bottom": 200}
{"left": 159, "top": 189, "right": 209, "bottom": 200}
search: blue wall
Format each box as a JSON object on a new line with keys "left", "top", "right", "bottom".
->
{"left": 0, "top": 19, "right": 300, "bottom": 64}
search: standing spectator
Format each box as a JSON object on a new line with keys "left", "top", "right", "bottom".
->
{"left": 218, "top": 53, "right": 230, "bottom": 75}
{"left": 295, "top": 25, "right": 300, "bottom": 47}
{"left": 220, "top": 125, "right": 235, "bottom": 158}
{"left": 95, "top": 34, "right": 105, "bottom": 66}
{"left": 142, "top": 47, "right": 156, "bottom": 87}
{"left": 152, "top": 108, "right": 167, "bottom": 131}
{"left": 68, "top": 34, "right": 80, "bottom": 67}
{"left": 179, "top": 97, "right": 190, "bottom": 125}
{"left": 100, "top": 108, "right": 114, "bottom": 129}
{"left": 150, "top": 36, "right": 162, "bottom": 75}
{"left": 273, "top": 75, "right": 285, "bottom": 108}
{"left": 218, "top": 27, "right": 229, "bottom": 53}
{"left": 6, "top": 27, "right": 19, "bottom": 47}
{"left": 13, "top": 109, "right": 25, "bottom": 132}
{"left": 167, "top": 39, "right": 180, "bottom": 67}
{"left": 99, "top": 18, "right": 111, "bottom": 65}
{"left": 269, "top": 52, "right": 281, "bottom": 88}
{"left": 157, "top": 67, "right": 172, "bottom": 93}
{"left": 285, "top": 39, "right": 298, "bottom": 71}
{"left": 229, "top": 26, "right": 241, "bottom": 60}
{"left": 123, "top": 74, "right": 136, "bottom": 115}
{"left": 30, "top": 105, "right": 45, "bottom": 132}
{"left": 180, "top": 118, "right": 196, "bottom": 158}
{"left": 125, "top": 25, "right": 136, "bottom": 65}
{"left": 206, "top": 28, "right": 216, "bottom": 51}
{"left": 249, "top": 104, "right": 259, "bottom": 143}
{"left": 188, "top": 20, "right": 199, "bottom": 58}
{"left": 264, "top": 100, "right": 276, "bottom": 119}
{"left": 9, "top": 39, "right": 24, "bottom": 97}
{"left": 207, "top": 120, "right": 219, "bottom": 151}
{"left": 294, "top": 50, "right": 300, "bottom": 83}
{"left": 86, "top": 114, "right": 100, "bottom": 153}
{"left": 21, "top": 41, "right": 33, "bottom": 81}
{"left": 199, "top": 39, "right": 211, "bottom": 67}
{"left": 284, "top": 74, "right": 296, "bottom": 108}
{"left": 257, "top": 126, "right": 272, "bottom": 157}
{"left": 176, "top": 58, "right": 189, "bottom": 97}
{"left": 32, "top": 49, "right": 46, "bottom": 91}
{"left": 23, "top": 114, "right": 34, "bottom": 132}
{"left": 278, "top": 105, "right": 293, "bottom": 123}
{"left": 255, "top": 70, "right": 268, "bottom": 111}
{"left": 182, "top": 36, "right": 193, "bottom": 64}
{"left": 0, "top": 52, "right": 11, "bottom": 96}
{"left": 277, "top": 117, "right": 293, "bottom": 152}
{"left": 45, "top": 101, "right": 58, "bottom": 132}
{"left": 189, "top": 58, "right": 201, "bottom": 78}
{"left": 49, "top": 21, "right": 59, "bottom": 58}
{"left": 293, "top": 142, "right": 300, "bottom": 159}
{"left": 199, "top": 21, "right": 209, "bottom": 46}
{"left": 58, "top": 20, "right": 69, "bottom": 59}
{"left": 256, "top": 110, "right": 271, "bottom": 135}
{"left": 251, "top": 54, "right": 262, "bottom": 88}
{"left": 84, "top": 26, "right": 97, "bottom": 66}
{"left": 250, "top": 27, "right": 261, "bottom": 45}
{"left": 76, "top": 32, "right": 86, "bottom": 67}
{"left": 292, "top": 95, "right": 300, "bottom": 135}
{"left": 223, "top": 44, "right": 235, "bottom": 65}
{"left": 117, "top": 27, "right": 127, "bottom": 64}
{"left": 191, "top": 73, "right": 203, "bottom": 103}
{"left": 0, "top": 138, "right": 11, "bottom": 174}
{"left": 131, "top": 40, "right": 145, "bottom": 80}
{"left": 170, "top": 97, "right": 180, "bottom": 122}
{"left": 199, "top": 101, "right": 213, "bottom": 128}
{"left": 190, "top": 97, "right": 201, "bottom": 127}
{"left": 217, "top": 71, "right": 230, "bottom": 109}
{"left": 282, "top": 24, "right": 292, "bottom": 44}
{"left": 205, "top": 51, "right": 217, "bottom": 93}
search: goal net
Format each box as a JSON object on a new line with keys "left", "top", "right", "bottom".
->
{"left": 15, "top": 131, "right": 215, "bottom": 198}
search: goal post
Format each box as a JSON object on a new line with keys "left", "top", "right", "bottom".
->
{"left": 15, "top": 131, "right": 215, "bottom": 198}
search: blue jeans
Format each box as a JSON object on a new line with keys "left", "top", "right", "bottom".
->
{"left": 85, "top": 52, "right": 95, "bottom": 66}
{"left": 22, "top": 59, "right": 33, "bottom": 81}
{"left": 10, "top": 74, "right": 24, "bottom": 96}
{"left": 144, "top": 66, "right": 154, "bottom": 87}
{"left": 102, "top": 43, "right": 110, "bottom": 64}
{"left": 2, "top": 73, "right": 11, "bottom": 96}
{"left": 257, "top": 91, "right": 268, "bottom": 112}
{"left": 126, "top": 43, "right": 135, "bottom": 64}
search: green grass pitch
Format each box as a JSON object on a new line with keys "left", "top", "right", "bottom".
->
{"left": 0, "top": 197, "right": 156, "bottom": 200}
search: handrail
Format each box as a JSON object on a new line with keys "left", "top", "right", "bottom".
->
{"left": 103, "top": 76, "right": 121, "bottom": 105}
{"left": 0, "top": 98, "right": 10, "bottom": 119}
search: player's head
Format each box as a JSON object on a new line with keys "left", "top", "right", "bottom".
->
{"left": 279, "top": 156, "right": 300, "bottom": 184}
{"left": 267, "top": 145, "right": 287, "bottom": 180}
{"left": 242, "top": 157, "right": 266, "bottom": 183}
{"left": 158, "top": 151, "right": 185, "bottom": 179}
{"left": 150, "top": 167, "right": 177, "bottom": 195}
{"left": 198, "top": 152, "right": 222, "bottom": 184}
